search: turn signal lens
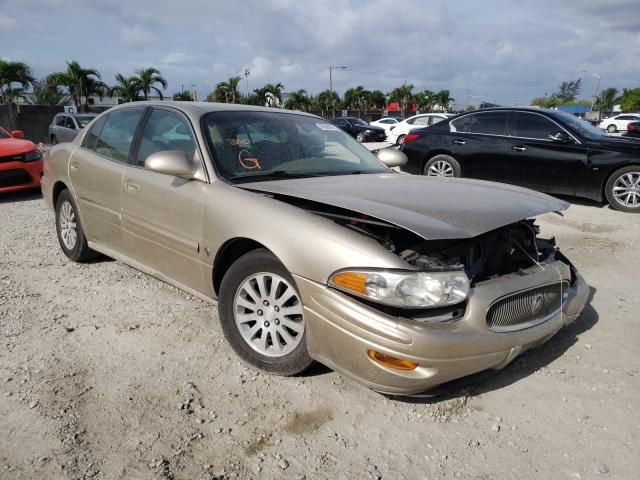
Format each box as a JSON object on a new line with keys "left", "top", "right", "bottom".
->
{"left": 331, "top": 272, "right": 368, "bottom": 296}
{"left": 367, "top": 350, "right": 418, "bottom": 371}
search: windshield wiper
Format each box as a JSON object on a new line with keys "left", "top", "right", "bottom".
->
{"left": 228, "top": 171, "right": 321, "bottom": 183}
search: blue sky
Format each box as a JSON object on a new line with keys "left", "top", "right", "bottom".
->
{"left": 1, "top": 0, "right": 639, "bottom": 106}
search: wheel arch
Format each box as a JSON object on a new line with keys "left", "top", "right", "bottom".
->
{"left": 212, "top": 237, "right": 273, "bottom": 296}
{"left": 52, "top": 180, "right": 69, "bottom": 207}
{"left": 602, "top": 162, "right": 640, "bottom": 200}
{"left": 420, "top": 150, "right": 460, "bottom": 174}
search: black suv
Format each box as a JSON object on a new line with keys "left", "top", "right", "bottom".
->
{"left": 400, "top": 107, "right": 640, "bottom": 212}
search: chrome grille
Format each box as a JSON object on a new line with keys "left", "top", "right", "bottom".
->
{"left": 487, "top": 282, "right": 568, "bottom": 332}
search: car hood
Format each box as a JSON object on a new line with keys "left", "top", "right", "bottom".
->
{"left": 593, "top": 136, "right": 640, "bottom": 150}
{"left": 239, "top": 173, "right": 569, "bottom": 240}
{"left": 0, "top": 138, "right": 37, "bottom": 156}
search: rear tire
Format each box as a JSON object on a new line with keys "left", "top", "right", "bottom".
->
{"left": 605, "top": 166, "right": 640, "bottom": 213}
{"left": 606, "top": 124, "right": 617, "bottom": 133}
{"left": 51, "top": 135, "right": 57, "bottom": 145}
{"left": 396, "top": 134, "right": 406, "bottom": 145}
{"left": 218, "top": 248, "right": 313, "bottom": 376}
{"left": 422, "top": 154, "right": 461, "bottom": 177}
{"left": 55, "top": 189, "right": 100, "bottom": 262}
{"left": 356, "top": 132, "right": 366, "bottom": 143}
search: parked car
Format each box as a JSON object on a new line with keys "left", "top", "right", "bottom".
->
{"left": 49, "top": 113, "right": 97, "bottom": 144}
{"left": 622, "top": 121, "right": 640, "bottom": 138}
{"left": 329, "top": 116, "right": 387, "bottom": 142}
{"left": 598, "top": 113, "right": 640, "bottom": 133}
{"left": 369, "top": 117, "right": 401, "bottom": 135}
{"left": 400, "top": 107, "right": 640, "bottom": 212}
{"left": 42, "top": 102, "right": 588, "bottom": 395}
{"left": 0, "top": 127, "right": 43, "bottom": 193}
{"left": 387, "top": 113, "right": 454, "bottom": 145}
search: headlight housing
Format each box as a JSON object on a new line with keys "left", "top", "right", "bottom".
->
{"left": 23, "top": 150, "right": 42, "bottom": 162}
{"left": 329, "top": 269, "right": 469, "bottom": 308}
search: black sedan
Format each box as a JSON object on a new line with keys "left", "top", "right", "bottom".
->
{"left": 400, "top": 107, "right": 640, "bottom": 212}
{"left": 330, "top": 117, "right": 387, "bottom": 143}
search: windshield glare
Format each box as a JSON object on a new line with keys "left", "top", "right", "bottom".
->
{"left": 0, "top": 128, "right": 10, "bottom": 139}
{"left": 75, "top": 115, "right": 96, "bottom": 128}
{"left": 554, "top": 111, "right": 605, "bottom": 140}
{"left": 202, "top": 111, "right": 389, "bottom": 182}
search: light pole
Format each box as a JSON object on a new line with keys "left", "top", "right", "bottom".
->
{"left": 329, "top": 65, "right": 347, "bottom": 118}
{"left": 582, "top": 70, "right": 601, "bottom": 119}
{"left": 244, "top": 68, "right": 250, "bottom": 97}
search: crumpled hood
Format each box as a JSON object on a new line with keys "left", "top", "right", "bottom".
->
{"left": 240, "top": 173, "right": 569, "bottom": 240}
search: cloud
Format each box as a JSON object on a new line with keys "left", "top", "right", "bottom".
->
{"left": 0, "top": 14, "right": 17, "bottom": 32}
{"left": 120, "top": 24, "right": 154, "bottom": 48}
{"left": 160, "top": 52, "right": 192, "bottom": 65}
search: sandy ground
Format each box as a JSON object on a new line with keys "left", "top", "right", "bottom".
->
{"left": 0, "top": 189, "right": 639, "bottom": 480}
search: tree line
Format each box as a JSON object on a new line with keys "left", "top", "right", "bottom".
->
{"left": 530, "top": 78, "right": 640, "bottom": 112}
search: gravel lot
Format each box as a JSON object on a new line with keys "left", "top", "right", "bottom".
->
{"left": 1, "top": 189, "right": 638, "bottom": 480}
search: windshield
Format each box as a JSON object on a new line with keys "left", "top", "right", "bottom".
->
{"left": 350, "top": 118, "right": 369, "bottom": 126}
{"left": 202, "top": 111, "right": 389, "bottom": 183}
{"left": 75, "top": 115, "right": 96, "bottom": 128}
{"left": 553, "top": 111, "right": 605, "bottom": 140}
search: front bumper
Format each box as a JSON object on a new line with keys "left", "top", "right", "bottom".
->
{"left": 0, "top": 159, "right": 43, "bottom": 193}
{"left": 296, "top": 259, "right": 589, "bottom": 395}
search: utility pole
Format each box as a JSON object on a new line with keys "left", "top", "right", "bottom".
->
{"left": 582, "top": 70, "right": 602, "bottom": 120}
{"left": 329, "top": 65, "right": 347, "bottom": 118}
{"left": 244, "top": 68, "right": 250, "bottom": 97}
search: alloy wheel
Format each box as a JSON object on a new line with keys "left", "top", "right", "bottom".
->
{"left": 612, "top": 171, "right": 640, "bottom": 208}
{"left": 59, "top": 200, "right": 77, "bottom": 250}
{"left": 233, "top": 273, "right": 304, "bottom": 357}
{"left": 427, "top": 160, "right": 454, "bottom": 177}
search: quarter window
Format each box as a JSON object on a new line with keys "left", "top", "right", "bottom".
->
{"left": 136, "top": 109, "right": 197, "bottom": 167}
{"left": 64, "top": 117, "right": 76, "bottom": 129}
{"left": 450, "top": 115, "right": 471, "bottom": 133}
{"left": 469, "top": 112, "right": 508, "bottom": 135}
{"left": 81, "top": 115, "right": 108, "bottom": 151}
{"left": 55, "top": 115, "right": 66, "bottom": 127}
{"left": 92, "top": 108, "right": 144, "bottom": 162}
{"left": 514, "top": 112, "right": 561, "bottom": 140}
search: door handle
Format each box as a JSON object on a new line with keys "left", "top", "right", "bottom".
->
{"left": 126, "top": 181, "right": 140, "bottom": 192}
{"left": 70, "top": 162, "right": 80, "bottom": 171}
{"left": 512, "top": 145, "right": 527, "bottom": 152}
{"left": 452, "top": 139, "right": 466, "bottom": 145}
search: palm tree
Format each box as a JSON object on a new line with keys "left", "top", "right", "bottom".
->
{"left": 414, "top": 89, "right": 436, "bottom": 112}
{"left": 435, "top": 90, "right": 454, "bottom": 112}
{"left": 173, "top": 91, "right": 193, "bottom": 101}
{"left": 388, "top": 84, "right": 414, "bottom": 117}
{"left": 369, "top": 89, "right": 387, "bottom": 110}
{"left": 254, "top": 82, "right": 284, "bottom": 106}
{"left": 213, "top": 76, "right": 242, "bottom": 103}
{"left": 285, "top": 89, "right": 310, "bottom": 111}
{"left": 0, "top": 60, "right": 35, "bottom": 103}
{"left": 109, "top": 73, "right": 141, "bottom": 102}
{"left": 49, "top": 61, "right": 107, "bottom": 110}
{"left": 136, "top": 67, "right": 167, "bottom": 100}
{"left": 594, "top": 88, "right": 618, "bottom": 113}
{"left": 312, "top": 89, "right": 340, "bottom": 115}
{"left": 343, "top": 86, "right": 372, "bottom": 115}
{"left": 29, "top": 75, "right": 69, "bottom": 105}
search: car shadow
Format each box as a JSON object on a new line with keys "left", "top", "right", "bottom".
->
{"left": 551, "top": 194, "right": 607, "bottom": 210}
{"left": 385, "top": 286, "right": 599, "bottom": 404}
{"left": 0, "top": 188, "right": 42, "bottom": 204}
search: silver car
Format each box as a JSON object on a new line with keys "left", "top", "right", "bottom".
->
{"left": 48, "top": 113, "right": 97, "bottom": 144}
{"left": 41, "top": 102, "right": 589, "bottom": 395}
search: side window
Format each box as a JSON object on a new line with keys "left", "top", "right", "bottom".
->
{"left": 81, "top": 114, "right": 108, "bottom": 151}
{"left": 450, "top": 115, "right": 471, "bottom": 133}
{"left": 430, "top": 116, "right": 446, "bottom": 125}
{"left": 469, "top": 112, "right": 508, "bottom": 135}
{"left": 514, "top": 113, "right": 561, "bottom": 140}
{"left": 64, "top": 117, "right": 76, "bottom": 129}
{"left": 136, "top": 109, "right": 196, "bottom": 167}
{"left": 93, "top": 108, "right": 144, "bottom": 162}
{"left": 55, "top": 115, "right": 66, "bottom": 127}
{"left": 333, "top": 119, "right": 348, "bottom": 127}
{"left": 406, "top": 117, "right": 417, "bottom": 125}
{"left": 413, "top": 117, "right": 430, "bottom": 126}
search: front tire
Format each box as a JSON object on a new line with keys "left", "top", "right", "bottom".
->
{"left": 605, "top": 166, "right": 640, "bottom": 212}
{"left": 422, "top": 154, "right": 461, "bottom": 177}
{"left": 396, "top": 134, "right": 406, "bottom": 145}
{"left": 356, "top": 132, "right": 366, "bottom": 143}
{"left": 218, "top": 249, "right": 313, "bottom": 376}
{"left": 51, "top": 135, "right": 57, "bottom": 145}
{"left": 55, "top": 189, "right": 100, "bottom": 261}
{"left": 606, "top": 124, "right": 617, "bottom": 133}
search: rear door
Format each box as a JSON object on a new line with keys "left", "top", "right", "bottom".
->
{"left": 503, "top": 111, "right": 589, "bottom": 194}
{"left": 121, "top": 107, "right": 209, "bottom": 293}
{"left": 61, "top": 116, "right": 78, "bottom": 142}
{"left": 69, "top": 107, "right": 145, "bottom": 251}
{"left": 447, "top": 111, "right": 511, "bottom": 181}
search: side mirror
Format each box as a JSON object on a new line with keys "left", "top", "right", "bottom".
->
{"left": 549, "top": 132, "right": 571, "bottom": 143}
{"left": 10, "top": 130, "right": 24, "bottom": 139}
{"left": 145, "top": 150, "right": 196, "bottom": 178}
{"left": 377, "top": 147, "right": 408, "bottom": 168}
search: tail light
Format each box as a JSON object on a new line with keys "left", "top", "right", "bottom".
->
{"left": 403, "top": 133, "right": 420, "bottom": 144}
{"left": 628, "top": 123, "right": 638, "bottom": 132}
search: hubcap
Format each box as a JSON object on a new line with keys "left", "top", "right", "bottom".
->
{"left": 59, "top": 201, "right": 77, "bottom": 250}
{"left": 233, "top": 273, "right": 304, "bottom": 357}
{"left": 427, "top": 160, "right": 454, "bottom": 177}
{"left": 612, "top": 172, "right": 640, "bottom": 208}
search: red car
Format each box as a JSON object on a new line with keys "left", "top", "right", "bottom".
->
{"left": 0, "top": 127, "right": 43, "bottom": 193}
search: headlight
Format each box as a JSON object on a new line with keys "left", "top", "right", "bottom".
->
{"left": 329, "top": 269, "right": 469, "bottom": 308}
{"left": 23, "top": 150, "right": 42, "bottom": 162}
